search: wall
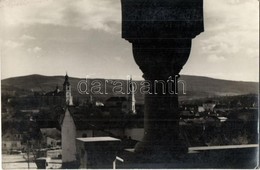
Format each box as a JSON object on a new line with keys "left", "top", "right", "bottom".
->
{"left": 62, "top": 108, "right": 77, "bottom": 163}
{"left": 76, "top": 140, "right": 87, "bottom": 169}
{"left": 124, "top": 128, "right": 144, "bottom": 141}
{"left": 2, "top": 141, "right": 22, "bottom": 153}
{"left": 46, "top": 137, "right": 60, "bottom": 147}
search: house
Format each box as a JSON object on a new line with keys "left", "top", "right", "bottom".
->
{"left": 203, "top": 100, "right": 216, "bottom": 112}
{"left": 40, "top": 128, "right": 61, "bottom": 148}
{"left": 39, "top": 73, "right": 73, "bottom": 107}
{"left": 60, "top": 106, "right": 115, "bottom": 167}
{"left": 213, "top": 104, "right": 231, "bottom": 113}
{"left": 2, "top": 129, "right": 23, "bottom": 154}
{"left": 105, "top": 97, "right": 129, "bottom": 115}
{"left": 198, "top": 106, "right": 205, "bottom": 112}
{"left": 180, "top": 110, "right": 194, "bottom": 118}
{"left": 59, "top": 76, "right": 142, "bottom": 167}
{"left": 180, "top": 104, "right": 198, "bottom": 112}
{"left": 60, "top": 105, "right": 145, "bottom": 167}
{"left": 105, "top": 78, "right": 137, "bottom": 115}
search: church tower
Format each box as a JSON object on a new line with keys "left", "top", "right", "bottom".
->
{"left": 128, "top": 76, "right": 136, "bottom": 114}
{"left": 63, "top": 73, "right": 73, "bottom": 105}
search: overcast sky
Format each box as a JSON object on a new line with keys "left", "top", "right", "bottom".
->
{"left": 0, "top": 0, "right": 259, "bottom": 82}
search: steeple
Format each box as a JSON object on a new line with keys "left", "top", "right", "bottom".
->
{"left": 128, "top": 76, "right": 136, "bottom": 114}
{"left": 63, "top": 72, "right": 73, "bottom": 106}
{"left": 63, "top": 72, "right": 70, "bottom": 88}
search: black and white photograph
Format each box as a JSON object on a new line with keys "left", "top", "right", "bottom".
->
{"left": 0, "top": 0, "right": 259, "bottom": 169}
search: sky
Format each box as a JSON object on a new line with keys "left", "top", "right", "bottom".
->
{"left": 0, "top": 0, "right": 259, "bottom": 82}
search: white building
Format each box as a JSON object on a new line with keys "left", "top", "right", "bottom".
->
{"left": 202, "top": 100, "right": 216, "bottom": 112}
{"left": 2, "top": 129, "right": 23, "bottom": 153}
{"left": 40, "top": 128, "right": 61, "bottom": 148}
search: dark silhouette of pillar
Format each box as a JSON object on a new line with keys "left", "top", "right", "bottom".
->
{"left": 121, "top": 0, "right": 204, "bottom": 155}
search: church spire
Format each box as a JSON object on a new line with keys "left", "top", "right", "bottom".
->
{"left": 63, "top": 72, "right": 70, "bottom": 87}
{"left": 128, "top": 75, "right": 136, "bottom": 114}
{"left": 63, "top": 72, "right": 73, "bottom": 106}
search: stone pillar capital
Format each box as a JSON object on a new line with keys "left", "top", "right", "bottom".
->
{"left": 131, "top": 39, "right": 192, "bottom": 81}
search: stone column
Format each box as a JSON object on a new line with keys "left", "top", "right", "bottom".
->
{"left": 133, "top": 39, "right": 191, "bottom": 155}
{"left": 121, "top": 0, "right": 204, "bottom": 156}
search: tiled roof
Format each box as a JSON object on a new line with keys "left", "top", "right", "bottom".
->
{"left": 106, "top": 97, "right": 127, "bottom": 102}
{"left": 61, "top": 106, "right": 144, "bottom": 131}
{"left": 40, "top": 128, "right": 61, "bottom": 140}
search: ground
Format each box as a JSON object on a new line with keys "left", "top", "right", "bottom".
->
{"left": 2, "top": 150, "right": 62, "bottom": 169}
{"left": 2, "top": 154, "right": 37, "bottom": 169}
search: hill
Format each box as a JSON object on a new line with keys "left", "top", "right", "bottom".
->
{"left": 1, "top": 74, "right": 258, "bottom": 102}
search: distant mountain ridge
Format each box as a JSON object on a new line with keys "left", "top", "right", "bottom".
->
{"left": 1, "top": 74, "right": 258, "bottom": 102}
